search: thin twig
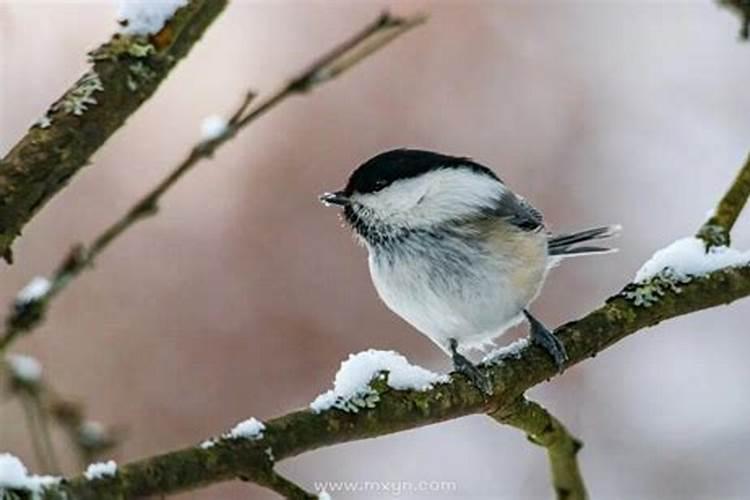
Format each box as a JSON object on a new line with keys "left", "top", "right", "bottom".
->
{"left": 0, "top": 12, "right": 426, "bottom": 354}
{"left": 30, "top": 391, "right": 62, "bottom": 475}
{"left": 18, "top": 392, "right": 56, "bottom": 473}
{"left": 3, "top": 359, "right": 119, "bottom": 468}
{"left": 491, "top": 398, "right": 587, "bottom": 500}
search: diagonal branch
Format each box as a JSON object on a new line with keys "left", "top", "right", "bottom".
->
{"left": 697, "top": 152, "right": 750, "bottom": 247}
{"left": 0, "top": 11, "right": 426, "bottom": 355}
{"left": 491, "top": 398, "right": 586, "bottom": 500}
{"left": 0, "top": 0, "right": 228, "bottom": 264}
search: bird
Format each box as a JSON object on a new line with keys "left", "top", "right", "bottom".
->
{"left": 320, "top": 148, "right": 619, "bottom": 394}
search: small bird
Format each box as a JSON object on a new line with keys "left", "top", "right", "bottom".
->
{"left": 320, "top": 149, "right": 619, "bottom": 394}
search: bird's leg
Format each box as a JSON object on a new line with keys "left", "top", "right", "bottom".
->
{"left": 523, "top": 309, "right": 568, "bottom": 373}
{"left": 449, "top": 338, "right": 493, "bottom": 396}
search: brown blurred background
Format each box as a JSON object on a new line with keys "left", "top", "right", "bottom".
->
{"left": 2, "top": 1, "right": 750, "bottom": 498}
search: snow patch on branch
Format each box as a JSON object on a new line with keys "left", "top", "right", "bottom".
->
{"left": 227, "top": 417, "right": 265, "bottom": 440}
{"left": 310, "top": 350, "right": 448, "bottom": 414}
{"left": 200, "top": 417, "right": 266, "bottom": 449}
{"left": 200, "top": 115, "right": 228, "bottom": 141}
{"left": 16, "top": 277, "right": 51, "bottom": 305}
{"left": 118, "top": 0, "right": 188, "bottom": 36}
{"left": 483, "top": 337, "right": 530, "bottom": 364}
{"left": 635, "top": 237, "right": 750, "bottom": 283}
{"left": 0, "top": 453, "right": 60, "bottom": 497}
{"left": 6, "top": 354, "right": 42, "bottom": 383}
{"left": 84, "top": 460, "right": 117, "bottom": 480}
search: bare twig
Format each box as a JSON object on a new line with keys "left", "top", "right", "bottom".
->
{"left": 491, "top": 398, "right": 586, "bottom": 500}
{"left": 3, "top": 358, "right": 119, "bottom": 469}
{"left": 0, "top": 12, "right": 425, "bottom": 355}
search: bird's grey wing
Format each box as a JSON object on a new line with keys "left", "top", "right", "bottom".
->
{"left": 491, "top": 192, "right": 544, "bottom": 231}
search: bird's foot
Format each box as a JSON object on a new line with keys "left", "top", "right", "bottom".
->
{"left": 523, "top": 310, "right": 568, "bottom": 373}
{"left": 449, "top": 339, "right": 493, "bottom": 396}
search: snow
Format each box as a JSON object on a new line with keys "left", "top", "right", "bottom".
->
{"left": 200, "top": 417, "right": 265, "bottom": 449}
{"left": 83, "top": 460, "right": 117, "bottom": 480}
{"left": 635, "top": 237, "right": 750, "bottom": 283}
{"left": 118, "top": 0, "right": 188, "bottom": 36}
{"left": 318, "top": 491, "right": 332, "bottom": 500}
{"left": 310, "top": 349, "right": 449, "bottom": 413}
{"left": 16, "top": 277, "right": 51, "bottom": 304}
{"left": 200, "top": 115, "right": 228, "bottom": 140}
{"left": 482, "top": 337, "right": 530, "bottom": 364}
{"left": 227, "top": 417, "right": 265, "bottom": 440}
{"left": 199, "top": 439, "right": 216, "bottom": 449}
{"left": 0, "top": 453, "right": 60, "bottom": 495}
{"left": 6, "top": 354, "right": 42, "bottom": 382}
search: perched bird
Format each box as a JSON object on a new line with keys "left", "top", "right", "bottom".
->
{"left": 320, "top": 149, "right": 619, "bottom": 394}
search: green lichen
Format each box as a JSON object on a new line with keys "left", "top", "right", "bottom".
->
{"left": 33, "top": 115, "right": 52, "bottom": 129}
{"left": 51, "top": 71, "right": 104, "bottom": 116}
{"left": 332, "top": 388, "right": 381, "bottom": 413}
{"left": 622, "top": 268, "right": 693, "bottom": 307}
{"left": 126, "top": 61, "right": 158, "bottom": 92}
{"left": 89, "top": 35, "right": 155, "bottom": 62}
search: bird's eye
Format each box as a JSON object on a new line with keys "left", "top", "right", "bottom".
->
{"left": 373, "top": 179, "right": 389, "bottom": 191}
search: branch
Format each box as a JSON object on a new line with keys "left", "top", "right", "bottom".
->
{"left": 697, "top": 152, "right": 750, "bottom": 247}
{"left": 0, "top": 0, "right": 228, "bottom": 264}
{"left": 17, "top": 261, "right": 748, "bottom": 499}
{"left": 0, "top": 12, "right": 426, "bottom": 356}
{"left": 491, "top": 398, "right": 586, "bottom": 500}
{"left": 720, "top": 0, "right": 750, "bottom": 39}
{"left": 3, "top": 358, "right": 120, "bottom": 468}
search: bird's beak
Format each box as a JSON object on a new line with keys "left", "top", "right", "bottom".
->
{"left": 319, "top": 190, "right": 350, "bottom": 207}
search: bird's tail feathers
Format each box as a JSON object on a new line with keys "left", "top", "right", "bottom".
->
{"left": 548, "top": 224, "right": 621, "bottom": 257}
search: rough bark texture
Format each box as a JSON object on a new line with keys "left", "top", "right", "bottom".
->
{"left": 0, "top": 0, "right": 228, "bottom": 263}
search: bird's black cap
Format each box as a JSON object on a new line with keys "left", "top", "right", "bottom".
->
{"left": 343, "top": 149, "right": 501, "bottom": 196}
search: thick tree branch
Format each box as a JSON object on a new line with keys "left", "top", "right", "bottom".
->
{"left": 491, "top": 398, "right": 586, "bottom": 500}
{"left": 0, "top": 12, "right": 426, "bottom": 355}
{"left": 0, "top": 0, "right": 228, "bottom": 264}
{"left": 18, "top": 259, "right": 750, "bottom": 499}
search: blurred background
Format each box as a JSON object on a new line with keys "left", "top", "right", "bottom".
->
{"left": 2, "top": 1, "right": 750, "bottom": 498}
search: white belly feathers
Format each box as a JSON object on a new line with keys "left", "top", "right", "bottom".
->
{"left": 367, "top": 228, "right": 548, "bottom": 353}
